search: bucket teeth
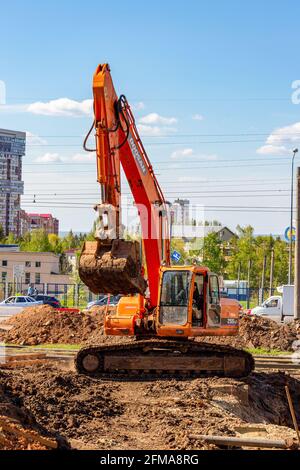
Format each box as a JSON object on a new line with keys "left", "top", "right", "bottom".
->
{"left": 79, "top": 239, "right": 147, "bottom": 295}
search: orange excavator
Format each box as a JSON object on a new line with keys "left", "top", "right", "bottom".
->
{"left": 76, "top": 64, "right": 254, "bottom": 378}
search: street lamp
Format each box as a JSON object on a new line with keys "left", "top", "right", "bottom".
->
{"left": 288, "top": 148, "right": 299, "bottom": 284}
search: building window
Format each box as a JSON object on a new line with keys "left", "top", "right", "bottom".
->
{"left": 25, "top": 261, "right": 31, "bottom": 267}
{"left": 35, "top": 273, "right": 41, "bottom": 284}
{"left": 2, "top": 260, "right": 7, "bottom": 267}
{"left": 1, "top": 272, "right": 7, "bottom": 282}
{"left": 35, "top": 261, "right": 41, "bottom": 268}
{"left": 25, "top": 272, "right": 30, "bottom": 284}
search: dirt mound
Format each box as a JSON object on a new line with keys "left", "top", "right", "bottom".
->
{"left": 1, "top": 305, "right": 300, "bottom": 351}
{"left": 0, "top": 305, "right": 109, "bottom": 345}
{"left": 202, "top": 315, "right": 300, "bottom": 351}
{"left": 0, "top": 364, "right": 299, "bottom": 450}
{"left": 0, "top": 304, "right": 133, "bottom": 346}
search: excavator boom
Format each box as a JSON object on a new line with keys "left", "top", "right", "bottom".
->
{"left": 79, "top": 64, "right": 169, "bottom": 306}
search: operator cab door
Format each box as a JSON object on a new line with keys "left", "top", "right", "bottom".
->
{"left": 206, "top": 274, "right": 221, "bottom": 328}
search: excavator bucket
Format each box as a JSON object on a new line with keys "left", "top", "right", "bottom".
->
{"left": 78, "top": 239, "right": 147, "bottom": 295}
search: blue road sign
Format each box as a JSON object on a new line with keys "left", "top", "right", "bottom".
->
{"left": 284, "top": 226, "right": 296, "bottom": 243}
{"left": 171, "top": 250, "right": 181, "bottom": 262}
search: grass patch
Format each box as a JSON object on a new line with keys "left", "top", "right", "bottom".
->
{"left": 31, "top": 343, "right": 81, "bottom": 350}
{"left": 246, "top": 347, "right": 289, "bottom": 356}
{"left": 0, "top": 342, "right": 81, "bottom": 351}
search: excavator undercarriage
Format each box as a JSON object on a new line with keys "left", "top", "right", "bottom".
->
{"left": 75, "top": 339, "right": 255, "bottom": 379}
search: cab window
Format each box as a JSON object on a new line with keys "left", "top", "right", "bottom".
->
{"left": 209, "top": 275, "right": 220, "bottom": 304}
{"left": 265, "top": 298, "right": 279, "bottom": 308}
{"left": 160, "top": 270, "right": 192, "bottom": 325}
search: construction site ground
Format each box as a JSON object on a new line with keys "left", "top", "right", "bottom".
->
{"left": 1, "top": 305, "right": 300, "bottom": 450}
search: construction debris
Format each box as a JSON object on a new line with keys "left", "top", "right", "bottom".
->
{"left": 189, "top": 434, "right": 296, "bottom": 449}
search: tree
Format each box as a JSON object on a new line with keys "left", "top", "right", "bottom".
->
{"left": 202, "top": 232, "right": 226, "bottom": 274}
{"left": 20, "top": 229, "right": 51, "bottom": 252}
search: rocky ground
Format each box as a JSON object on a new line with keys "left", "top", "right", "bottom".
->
{"left": 0, "top": 364, "right": 300, "bottom": 450}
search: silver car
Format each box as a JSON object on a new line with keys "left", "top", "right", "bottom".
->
{"left": 0, "top": 296, "right": 43, "bottom": 307}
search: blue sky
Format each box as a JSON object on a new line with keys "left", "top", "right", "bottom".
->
{"left": 1, "top": 0, "right": 300, "bottom": 234}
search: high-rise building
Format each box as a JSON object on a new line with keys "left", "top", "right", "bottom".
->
{"left": 28, "top": 213, "right": 59, "bottom": 235}
{"left": 170, "top": 199, "right": 190, "bottom": 226}
{"left": 0, "top": 128, "right": 26, "bottom": 237}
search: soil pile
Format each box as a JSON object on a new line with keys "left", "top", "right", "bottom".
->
{"left": 202, "top": 315, "right": 300, "bottom": 351}
{"left": 0, "top": 365, "right": 299, "bottom": 450}
{"left": 0, "top": 305, "right": 110, "bottom": 345}
{"left": 1, "top": 305, "right": 300, "bottom": 351}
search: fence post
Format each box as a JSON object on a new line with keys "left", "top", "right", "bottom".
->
{"left": 74, "top": 284, "right": 79, "bottom": 307}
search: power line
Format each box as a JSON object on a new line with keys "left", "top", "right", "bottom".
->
{"left": 22, "top": 156, "right": 296, "bottom": 166}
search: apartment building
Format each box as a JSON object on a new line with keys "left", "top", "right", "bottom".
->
{"left": 0, "top": 128, "right": 26, "bottom": 237}
{"left": 28, "top": 213, "right": 59, "bottom": 235}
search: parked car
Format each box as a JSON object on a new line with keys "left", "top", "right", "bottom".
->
{"left": 87, "top": 295, "right": 122, "bottom": 310}
{"left": 33, "top": 294, "right": 61, "bottom": 308}
{"left": 0, "top": 296, "right": 43, "bottom": 308}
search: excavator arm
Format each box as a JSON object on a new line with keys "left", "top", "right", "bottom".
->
{"left": 79, "top": 64, "right": 170, "bottom": 307}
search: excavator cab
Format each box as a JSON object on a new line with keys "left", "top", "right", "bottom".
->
{"left": 156, "top": 267, "right": 236, "bottom": 338}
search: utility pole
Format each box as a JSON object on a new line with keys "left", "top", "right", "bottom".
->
{"left": 294, "top": 167, "right": 300, "bottom": 320}
{"left": 261, "top": 253, "right": 267, "bottom": 302}
{"left": 247, "top": 259, "right": 251, "bottom": 309}
{"left": 269, "top": 248, "right": 274, "bottom": 297}
{"left": 289, "top": 148, "right": 298, "bottom": 284}
{"left": 237, "top": 262, "right": 241, "bottom": 301}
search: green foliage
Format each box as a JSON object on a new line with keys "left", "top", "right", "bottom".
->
{"left": 0, "top": 224, "right": 4, "bottom": 241}
{"left": 202, "top": 232, "right": 226, "bottom": 274}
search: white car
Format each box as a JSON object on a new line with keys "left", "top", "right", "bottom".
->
{"left": 0, "top": 296, "right": 43, "bottom": 308}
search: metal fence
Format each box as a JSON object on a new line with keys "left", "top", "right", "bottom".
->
{"left": 221, "top": 286, "right": 277, "bottom": 308}
{"left": 0, "top": 282, "right": 100, "bottom": 308}
{"left": 0, "top": 282, "right": 278, "bottom": 309}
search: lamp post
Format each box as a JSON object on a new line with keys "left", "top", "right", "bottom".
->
{"left": 288, "top": 148, "right": 299, "bottom": 284}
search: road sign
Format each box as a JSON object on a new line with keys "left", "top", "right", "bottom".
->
{"left": 285, "top": 226, "right": 296, "bottom": 243}
{"left": 171, "top": 250, "right": 181, "bottom": 262}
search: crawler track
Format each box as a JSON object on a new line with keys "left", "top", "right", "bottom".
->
{"left": 75, "top": 339, "right": 255, "bottom": 378}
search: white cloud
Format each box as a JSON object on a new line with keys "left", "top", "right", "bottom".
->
{"left": 171, "top": 148, "right": 217, "bottom": 160}
{"left": 25, "top": 131, "right": 47, "bottom": 145}
{"left": 178, "top": 176, "right": 207, "bottom": 182}
{"left": 132, "top": 101, "right": 145, "bottom": 111}
{"left": 27, "top": 98, "right": 93, "bottom": 117}
{"left": 193, "top": 114, "right": 204, "bottom": 121}
{"left": 0, "top": 104, "right": 28, "bottom": 113}
{"left": 257, "top": 121, "right": 300, "bottom": 155}
{"left": 71, "top": 153, "right": 95, "bottom": 162}
{"left": 171, "top": 148, "right": 194, "bottom": 159}
{"left": 35, "top": 153, "right": 63, "bottom": 163}
{"left": 139, "top": 113, "right": 177, "bottom": 126}
{"left": 257, "top": 145, "right": 290, "bottom": 156}
{"left": 137, "top": 124, "right": 177, "bottom": 136}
